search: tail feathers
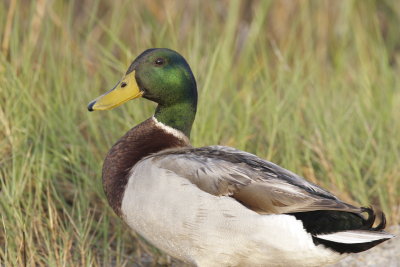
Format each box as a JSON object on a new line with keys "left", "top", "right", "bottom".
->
{"left": 312, "top": 207, "right": 394, "bottom": 254}
{"left": 313, "top": 230, "right": 394, "bottom": 254}
{"left": 315, "top": 230, "right": 395, "bottom": 244}
{"left": 361, "top": 207, "right": 386, "bottom": 230}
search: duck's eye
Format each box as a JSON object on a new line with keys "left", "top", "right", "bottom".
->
{"left": 121, "top": 82, "right": 127, "bottom": 88}
{"left": 154, "top": 58, "right": 164, "bottom": 66}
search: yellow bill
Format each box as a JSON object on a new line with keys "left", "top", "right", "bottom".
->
{"left": 88, "top": 71, "right": 143, "bottom": 111}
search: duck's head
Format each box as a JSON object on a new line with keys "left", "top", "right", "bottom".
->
{"left": 88, "top": 48, "right": 197, "bottom": 137}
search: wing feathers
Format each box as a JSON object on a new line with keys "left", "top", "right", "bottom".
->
{"left": 148, "top": 146, "right": 363, "bottom": 215}
{"left": 145, "top": 145, "right": 393, "bottom": 253}
{"left": 233, "top": 181, "right": 360, "bottom": 214}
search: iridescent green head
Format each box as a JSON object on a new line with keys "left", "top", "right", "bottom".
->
{"left": 88, "top": 48, "right": 198, "bottom": 137}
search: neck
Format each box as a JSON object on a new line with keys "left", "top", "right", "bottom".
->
{"left": 154, "top": 101, "right": 196, "bottom": 138}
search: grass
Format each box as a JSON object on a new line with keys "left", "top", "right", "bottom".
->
{"left": 1, "top": 0, "right": 399, "bottom": 266}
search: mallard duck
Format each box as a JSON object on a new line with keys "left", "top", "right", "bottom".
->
{"left": 88, "top": 48, "right": 393, "bottom": 267}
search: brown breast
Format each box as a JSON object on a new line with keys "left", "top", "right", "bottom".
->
{"left": 102, "top": 117, "right": 190, "bottom": 216}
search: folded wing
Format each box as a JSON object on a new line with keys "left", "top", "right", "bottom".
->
{"left": 149, "top": 145, "right": 361, "bottom": 215}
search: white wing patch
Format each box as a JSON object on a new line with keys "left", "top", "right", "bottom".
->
{"left": 316, "top": 230, "right": 394, "bottom": 244}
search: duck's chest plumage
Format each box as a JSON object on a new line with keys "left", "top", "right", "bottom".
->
{"left": 101, "top": 117, "right": 190, "bottom": 217}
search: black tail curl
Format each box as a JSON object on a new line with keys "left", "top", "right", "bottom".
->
{"left": 360, "top": 207, "right": 386, "bottom": 231}
{"left": 290, "top": 205, "right": 392, "bottom": 254}
{"left": 309, "top": 207, "right": 391, "bottom": 254}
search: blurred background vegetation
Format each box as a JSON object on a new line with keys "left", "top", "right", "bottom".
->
{"left": 1, "top": 0, "right": 399, "bottom": 266}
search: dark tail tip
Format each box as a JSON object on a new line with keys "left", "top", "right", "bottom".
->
{"left": 361, "top": 206, "right": 387, "bottom": 231}
{"left": 372, "top": 211, "right": 386, "bottom": 231}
